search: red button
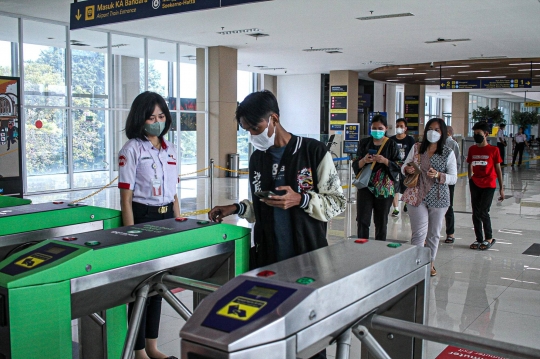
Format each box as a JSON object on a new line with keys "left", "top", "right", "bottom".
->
{"left": 62, "top": 237, "right": 77, "bottom": 241}
{"left": 53, "top": 201, "right": 64, "bottom": 204}
{"left": 175, "top": 217, "right": 188, "bottom": 222}
{"left": 355, "top": 239, "right": 369, "bottom": 244}
{"left": 257, "top": 270, "right": 276, "bottom": 277}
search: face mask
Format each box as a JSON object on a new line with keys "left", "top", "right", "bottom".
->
{"left": 473, "top": 133, "right": 485, "bottom": 144}
{"left": 426, "top": 130, "right": 441, "bottom": 143}
{"left": 249, "top": 119, "right": 275, "bottom": 151}
{"left": 144, "top": 121, "right": 166, "bottom": 137}
{"left": 396, "top": 128, "right": 405, "bottom": 135}
{"left": 371, "top": 130, "right": 385, "bottom": 140}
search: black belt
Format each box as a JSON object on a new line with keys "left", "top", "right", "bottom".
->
{"left": 132, "top": 201, "right": 173, "bottom": 214}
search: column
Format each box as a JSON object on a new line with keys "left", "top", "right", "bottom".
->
{"left": 196, "top": 46, "right": 238, "bottom": 177}
{"left": 451, "top": 92, "right": 469, "bottom": 137}
{"left": 403, "top": 84, "right": 426, "bottom": 135}
{"left": 329, "top": 70, "right": 359, "bottom": 130}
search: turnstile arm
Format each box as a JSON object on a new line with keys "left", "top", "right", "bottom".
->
{"left": 121, "top": 284, "right": 150, "bottom": 359}
{"left": 89, "top": 313, "right": 106, "bottom": 326}
{"left": 352, "top": 325, "right": 392, "bottom": 359}
{"left": 155, "top": 283, "right": 192, "bottom": 321}
{"left": 160, "top": 274, "right": 221, "bottom": 295}
{"left": 366, "top": 314, "right": 540, "bottom": 359}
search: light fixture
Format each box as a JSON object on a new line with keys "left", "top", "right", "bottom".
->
{"left": 440, "top": 65, "right": 470, "bottom": 68}
{"left": 509, "top": 62, "right": 540, "bottom": 66}
{"left": 398, "top": 67, "right": 414, "bottom": 70}
{"left": 518, "top": 68, "right": 540, "bottom": 71}
{"left": 477, "top": 76, "right": 507, "bottom": 78}
{"left": 397, "top": 73, "right": 426, "bottom": 75}
{"left": 458, "top": 70, "right": 490, "bottom": 73}
{"left": 303, "top": 47, "right": 343, "bottom": 52}
{"left": 357, "top": 13, "right": 414, "bottom": 20}
{"left": 425, "top": 78, "right": 452, "bottom": 80}
{"left": 217, "top": 28, "right": 261, "bottom": 35}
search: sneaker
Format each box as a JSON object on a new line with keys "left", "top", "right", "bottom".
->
{"left": 391, "top": 209, "right": 399, "bottom": 217}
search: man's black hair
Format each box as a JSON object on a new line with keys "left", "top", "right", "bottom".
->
{"left": 125, "top": 91, "right": 172, "bottom": 140}
{"left": 420, "top": 118, "right": 447, "bottom": 155}
{"left": 236, "top": 90, "right": 280, "bottom": 127}
{"left": 472, "top": 121, "right": 490, "bottom": 134}
{"left": 396, "top": 118, "right": 407, "bottom": 127}
{"left": 371, "top": 114, "right": 388, "bottom": 127}
{"left": 499, "top": 123, "right": 506, "bottom": 128}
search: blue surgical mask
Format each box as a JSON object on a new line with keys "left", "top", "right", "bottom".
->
{"left": 144, "top": 121, "right": 166, "bottom": 136}
{"left": 371, "top": 130, "right": 385, "bottom": 140}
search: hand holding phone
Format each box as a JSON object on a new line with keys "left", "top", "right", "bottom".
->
{"left": 254, "top": 191, "right": 276, "bottom": 199}
{"left": 368, "top": 149, "right": 377, "bottom": 155}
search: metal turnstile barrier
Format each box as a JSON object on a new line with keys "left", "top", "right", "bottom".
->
{"left": 179, "top": 239, "right": 540, "bottom": 359}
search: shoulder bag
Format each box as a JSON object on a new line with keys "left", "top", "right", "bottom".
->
{"left": 352, "top": 137, "right": 388, "bottom": 189}
{"left": 403, "top": 143, "right": 421, "bottom": 188}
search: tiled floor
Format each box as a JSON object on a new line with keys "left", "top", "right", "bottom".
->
{"left": 28, "top": 157, "right": 540, "bottom": 359}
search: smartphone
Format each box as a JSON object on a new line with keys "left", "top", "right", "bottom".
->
{"left": 368, "top": 149, "right": 377, "bottom": 155}
{"left": 254, "top": 191, "right": 276, "bottom": 199}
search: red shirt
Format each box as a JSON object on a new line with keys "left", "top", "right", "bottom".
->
{"left": 467, "top": 144, "right": 501, "bottom": 188}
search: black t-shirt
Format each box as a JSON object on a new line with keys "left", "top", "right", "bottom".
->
{"left": 390, "top": 135, "right": 416, "bottom": 165}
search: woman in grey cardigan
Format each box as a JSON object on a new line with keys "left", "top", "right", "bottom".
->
{"left": 402, "top": 118, "right": 457, "bottom": 277}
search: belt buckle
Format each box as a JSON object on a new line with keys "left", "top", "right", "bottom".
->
{"left": 158, "top": 205, "right": 168, "bottom": 214}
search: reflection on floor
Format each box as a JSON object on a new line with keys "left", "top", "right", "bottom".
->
{"left": 27, "top": 159, "right": 540, "bottom": 359}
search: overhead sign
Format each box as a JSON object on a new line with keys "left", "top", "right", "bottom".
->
{"left": 440, "top": 78, "right": 532, "bottom": 90}
{"left": 481, "top": 78, "right": 531, "bottom": 89}
{"left": 358, "top": 93, "right": 371, "bottom": 108}
{"left": 524, "top": 101, "right": 540, "bottom": 107}
{"left": 330, "top": 124, "right": 344, "bottom": 131}
{"left": 330, "top": 85, "right": 347, "bottom": 96}
{"left": 440, "top": 80, "right": 481, "bottom": 90}
{"left": 344, "top": 124, "right": 360, "bottom": 141}
{"left": 70, "top": 0, "right": 271, "bottom": 30}
{"left": 404, "top": 95, "right": 419, "bottom": 134}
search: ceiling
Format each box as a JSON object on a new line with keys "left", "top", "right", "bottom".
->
{"left": 1, "top": 0, "right": 540, "bottom": 100}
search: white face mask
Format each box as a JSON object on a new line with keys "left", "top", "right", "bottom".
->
{"left": 426, "top": 130, "right": 441, "bottom": 143}
{"left": 249, "top": 118, "right": 275, "bottom": 151}
{"left": 396, "top": 128, "right": 405, "bottom": 135}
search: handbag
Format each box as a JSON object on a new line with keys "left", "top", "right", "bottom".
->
{"left": 352, "top": 138, "right": 388, "bottom": 189}
{"left": 403, "top": 143, "right": 420, "bottom": 188}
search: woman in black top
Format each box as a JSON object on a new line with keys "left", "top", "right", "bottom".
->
{"left": 352, "top": 115, "right": 401, "bottom": 241}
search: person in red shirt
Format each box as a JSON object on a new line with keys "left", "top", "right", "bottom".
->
{"left": 467, "top": 122, "right": 504, "bottom": 250}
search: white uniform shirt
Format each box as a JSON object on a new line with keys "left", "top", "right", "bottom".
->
{"left": 515, "top": 134, "right": 527, "bottom": 143}
{"left": 118, "top": 138, "right": 178, "bottom": 206}
{"left": 497, "top": 128, "right": 506, "bottom": 143}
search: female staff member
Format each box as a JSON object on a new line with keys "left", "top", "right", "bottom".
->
{"left": 402, "top": 118, "right": 457, "bottom": 276}
{"left": 512, "top": 126, "right": 530, "bottom": 167}
{"left": 119, "top": 91, "right": 180, "bottom": 359}
{"left": 352, "top": 114, "right": 401, "bottom": 241}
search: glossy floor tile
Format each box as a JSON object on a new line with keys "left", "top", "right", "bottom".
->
{"left": 27, "top": 159, "right": 540, "bottom": 359}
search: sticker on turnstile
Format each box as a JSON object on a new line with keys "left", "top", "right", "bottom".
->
{"left": 0, "top": 243, "right": 79, "bottom": 276}
{"left": 15, "top": 253, "right": 52, "bottom": 269}
{"left": 217, "top": 296, "right": 267, "bottom": 321}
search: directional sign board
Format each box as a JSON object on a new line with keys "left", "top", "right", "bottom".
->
{"left": 524, "top": 101, "right": 540, "bottom": 107}
{"left": 70, "top": 0, "right": 271, "bottom": 30}
{"left": 481, "top": 78, "right": 532, "bottom": 89}
{"left": 440, "top": 80, "right": 481, "bottom": 90}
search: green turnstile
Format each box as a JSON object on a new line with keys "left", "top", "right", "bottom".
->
{"left": 0, "top": 202, "right": 122, "bottom": 260}
{"left": 0, "top": 218, "right": 250, "bottom": 359}
{"left": 0, "top": 196, "right": 31, "bottom": 208}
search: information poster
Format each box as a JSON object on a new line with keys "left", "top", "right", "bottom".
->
{"left": 330, "top": 85, "right": 348, "bottom": 127}
{"left": 368, "top": 112, "right": 387, "bottom": 135}
{"left": 0, "top": 77, "right": 23, "bottom": 196}
{"left": 344, "top": 123, "right": 360, "bottom": 141}
{"left": 404, "top": 96, "right": 419, "bottom": 134}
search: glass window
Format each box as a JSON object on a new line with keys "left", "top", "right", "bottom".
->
{"left": 71, "top": 29, "right": 108, "bottom": 108}
{"left": 111, "top": 34, "right": 145, "bottom": 109}
{"left": 0, "top": 15, "right": 19, "bottom": 77}
{"left": 237, "top": 70, "right": 253, "bottom": 169}
{"left": 23, "top": 20, "right": 67, "bottom": 107}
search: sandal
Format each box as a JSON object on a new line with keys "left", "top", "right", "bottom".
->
{"left": 431, "top": 267, "right": 437, "bottom": 276}
{"left": 470, "top": 241, "right": 480, "bottom": 249}
{"left": 479, "top": 238, "right": 496, "bottom": 250}
{"left": 445, "top": 236, "right": 455, "bottom": 244}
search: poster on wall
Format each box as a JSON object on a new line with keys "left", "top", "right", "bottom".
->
{"left": 168, "top": 97, "right": 197, "bottom": 131}
{"left": 0, "top": 76, "right": 23, "bottom": 196}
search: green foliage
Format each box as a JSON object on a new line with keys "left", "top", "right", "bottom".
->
{"left": 471, "top": 106, "right": 505, "bottom": 125}
{"left": 511, "top": 111, "right": 540, "bottom": 127}
{"left": 0, "top": 66, "right": 10, "bottom": 76}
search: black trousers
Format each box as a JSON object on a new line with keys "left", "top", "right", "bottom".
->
{"left": 469, "top": 179, "right": 496, "bottom": 242}
{"left": 512, "top": 142, "right": 526, "bottom": 165}
{"left": 356, "top": 188, "right": 393, "bottom": 241}
{"left": 444, "top": 184, "right": 455, "bottom": 235}
{"left": 129, "top": 201, "right": 174, "bottom": 351}
{"left": 496, "top": 142, "right": 506, "bottom": 164}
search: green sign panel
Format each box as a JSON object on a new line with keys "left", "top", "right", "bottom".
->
{"left": 70, "top": 0, "right": 271, "bottom": 30}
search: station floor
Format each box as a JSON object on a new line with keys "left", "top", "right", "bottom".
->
{"left": 27, "top": 157, "right": 540, "bottom": 359}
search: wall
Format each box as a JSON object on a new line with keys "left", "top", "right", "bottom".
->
{"left": 277, "top": 74, "right": 321, "bottom": 135}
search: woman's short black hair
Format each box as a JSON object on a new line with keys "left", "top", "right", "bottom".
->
{"left": 420, "top": 117, "right": 447, "bottom": 155}
{"left": 235, "top": 90, "right": 280, "bottom": 127}
{"left": 125, "top": 91, "right": 172, "bottom": 140}
{"left": 371, "top": 114, "right": 388, "bottom": 128}
{"left": 472, "top": 121, "right": 490, "bottom": 134}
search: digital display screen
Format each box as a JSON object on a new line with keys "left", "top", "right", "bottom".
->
{"left": 46, "top": 247, "right": 66, "bottom": 255}
{"left": 247, "top": 286, "right": 278, "bottom": 299}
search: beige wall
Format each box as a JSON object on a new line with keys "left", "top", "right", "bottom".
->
{"left": 329, "top": 70, "right": 358, "bottom": 124}
{"left": 404, "top": 84, "right": 426, "bottom": 134}
{"left": 451, "top": 92, "right": 469, "bottom": 137}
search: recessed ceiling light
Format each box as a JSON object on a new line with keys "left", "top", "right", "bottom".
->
{"left": 387, "top": 79, "right": 399, "bottom": 81}
{"left": 518, "top": 68, "right": 540, "bottom": 71}
{"left": 478, "top": 76, "right": 507, "bottom": 78}
{"left": 398, "top": 67, "right": 414, "bottom": 70}
{"left": 357, "top": 13, "right": 414, "bottom": 20}
{"left": 458, "top": 70, "right": 490, "bottom": 73}
{"left": 397, "top": 73, "right": 426, "bottom": 75}
{"left": 440, "top": 65, "right": 470, "bottom": 68}
{"left": 509, "top": 62, "right": 540, "bottom": 66}
{"left": 217, "top": 28, "right": 261, "bottom": 35}
{"left": 425, "top": 78, "right": 452, "bottom": 80}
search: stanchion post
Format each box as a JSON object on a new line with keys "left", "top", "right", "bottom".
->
{"left": 347, "top": 155, "right": 355, "bottom": 204}
{"left": 210, "top": 158, "right": 214, "bottom": 209}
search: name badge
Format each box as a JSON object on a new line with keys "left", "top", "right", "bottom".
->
{"left": 152, "top": 179, "right": 162, "bottom": 197}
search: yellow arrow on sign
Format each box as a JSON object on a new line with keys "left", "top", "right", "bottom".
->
{"left": 76, "top": 9, "right": 82, "bottom": 20}
{"left": 526, "top": 81, "right": 531, "bottom": 86}
{"left": 441, "top": 83, "right": 445, "bottom": 87}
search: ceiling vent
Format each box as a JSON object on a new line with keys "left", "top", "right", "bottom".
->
{"left": 263, "top": 67, "right": 286, "bottom": 70}
{"left": 94, "top": 43, "right": 128, "bottom": 49}
{"left": 425, "top": 38, "right": 471, "bottom": 44}
{"left": 468, "top": 56, "right": 508, "bottom": 60}
{"left": 246, "top": 33, "right": 269, "bottom": 39}
{"left": 361, "top": 61, "right": 394, "bottom": 65}
{"left": 326, "top": 50, "right": 343, "bottom": 54}
{"left": 303, "top": 47, "right": 343, "bottom": 52}
{"left": 357, "top": 13, "right": 414, "bottom": 20}
{"left": 217, "top": 28, "right": 260, "bottom": 35}
{"left": 70, "top": 39, "right": 90, "bottom": 47}
{"left": 183, "top": 55, "right": 196, "bottom": 61}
